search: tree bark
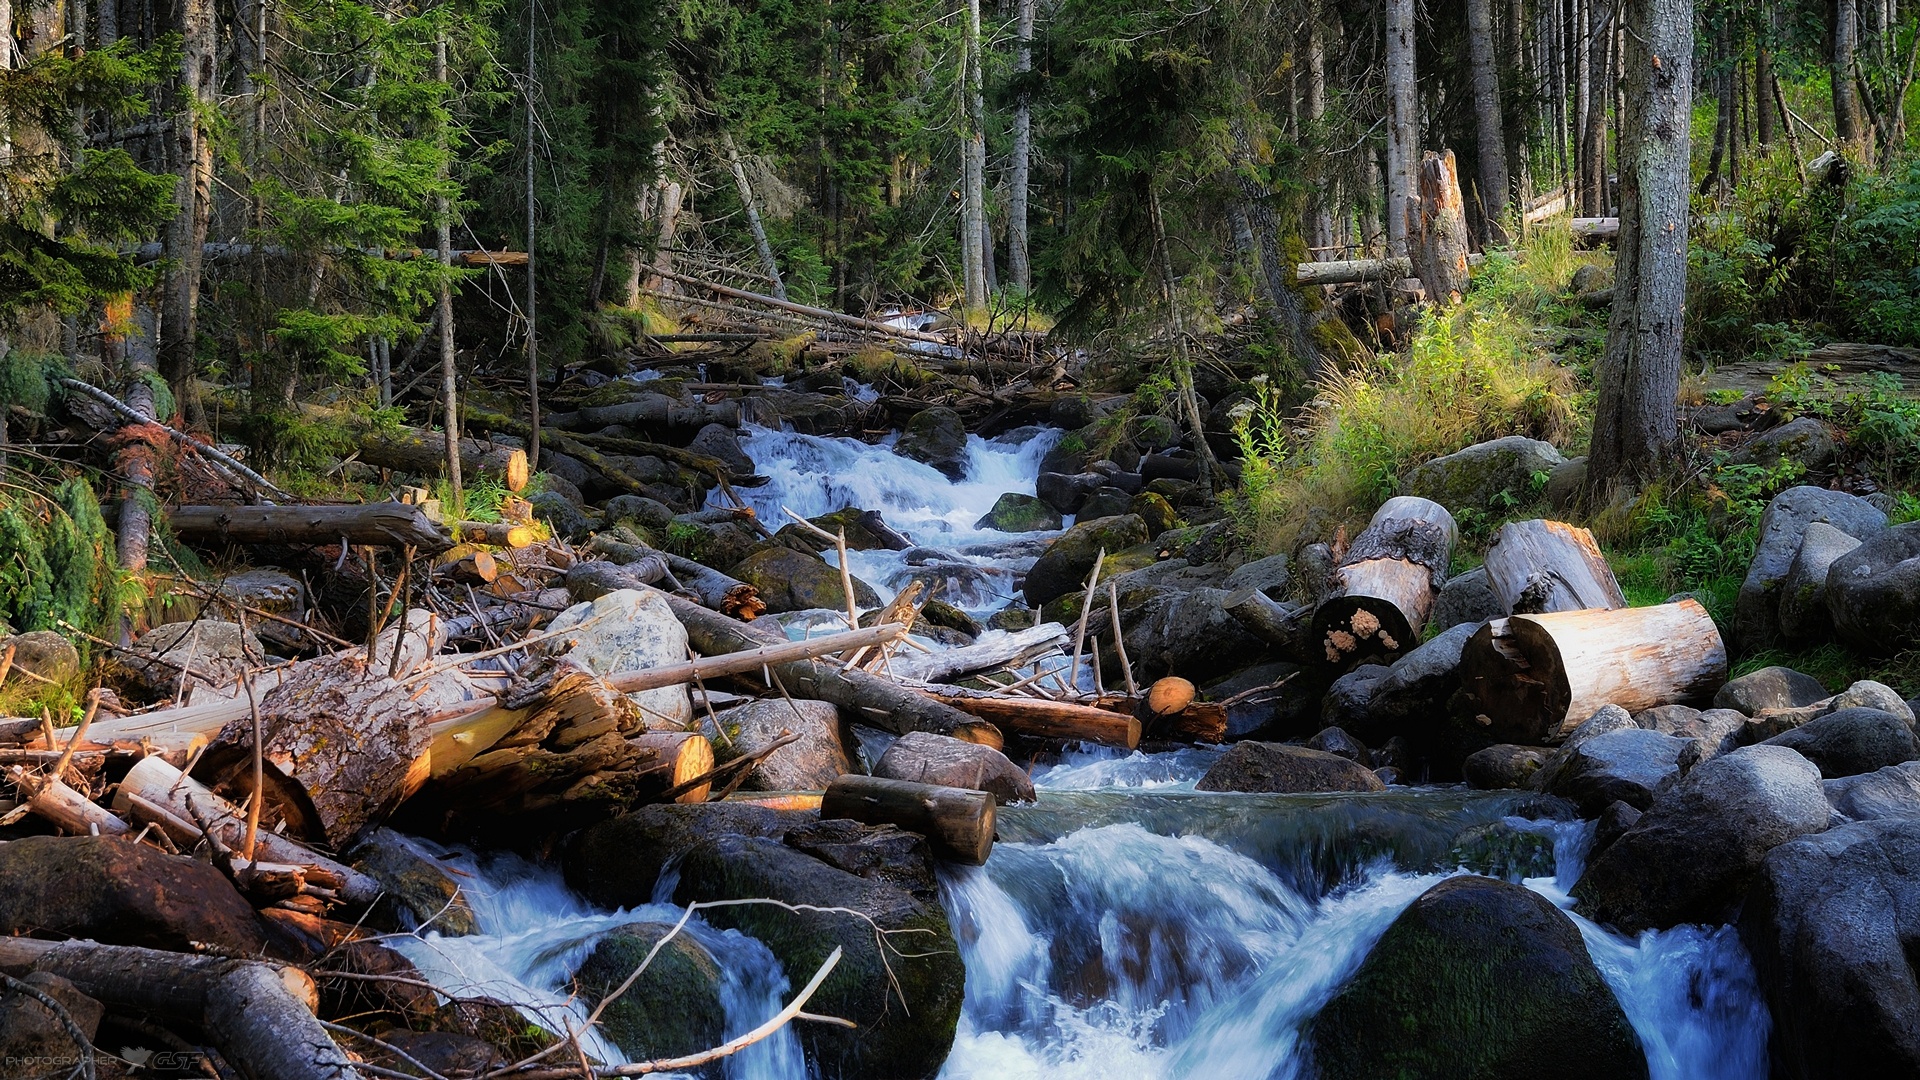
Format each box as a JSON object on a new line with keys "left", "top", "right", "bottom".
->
{"left": 1304, "top": 4, "right": 1335, "bottom": 256}
{"left": 1588, "top": 0, "right": 1691, "bottom": 494}
{"left": 923, "top": 689, "right": 1142, "bottom": 748}
{"left": 1466, "top": 0, "right": 1511, "bottom": 239}
{"left": 822, "top": 775, "right": 994, "bottom": 864}
{"left": 1832, "top": 0, "right": 1865, "bottom": 150}
{"left": 570, "top": 551, "right": 765, "bottom": 619}
{"left": 168, "top": 503, "right": 454, "bottom": 552}
{"left": 159, "top": 0, "right": 215, "bottom": 422}
{"left": 1481, "top": 519, "right": 1627, "bottom": 614}
{"left": 1007, "top": 0, "right": 1035, "bottom": 292}
{"left": 1222, "top": 586, "right": 1310, "bottom": 657}
{"left": 112, "top": 306, "right": 161, "bottom": 576}
{"left": 1409, "top": 150, "right": 1473, "bottom": 305}
{"left": 1580, "top": 0, "right": 1614, "bottom": 215}
{"left": 1230, "top": 124, "right": 1322, "bottom": 379}
{"left": 722, "top": 131, "right": 787, "bottom": 302}
{"left": 435, "top": 36, "right": 463, "bottom": 511}
{"left": 1755, "top": 9, "right": 1775, "bottom": 148}
{"left": 1310, "top": 496, "right": 1457, "bottom": 670}
{"left": 960, "top": 0, "right": 987, "bottom": 310}
{"left": 1385, "top": 0, "right": 1419, "bottom": 257}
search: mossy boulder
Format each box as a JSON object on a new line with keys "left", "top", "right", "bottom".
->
{"left": 573, "top": 921, "right": 724, "bottom": 1066}
{"left": 730, "top": 547, "right": 882, "bottom": 614}
{"left": 893, "top": 407, "right": 970, "bottom": 480}
{"left": 1021, "top": 514, "right": 1150, "bottom": 606}
{"left": 1, "top": 630, "right": 80, "bottom": 684}
{"left": 603, "top": 494, "right": 676, "bottom": 532}
{"left": 351, "top": 828, "right": 479, "bottom": 937}
{"left": 974, "top": 493, "right": 1061, "bottom": 533}
{"left": 1128, "top": 492, "right": 1180, "bottom": 537}
{"left": 528, "top": 491, "right": 597, "bottom": 541}
{"left": 1309, "top": 875, "right": 1647, "bottom": 1080}
{"left": 1398, "top": 435, "right": 1565, "bottom": 510}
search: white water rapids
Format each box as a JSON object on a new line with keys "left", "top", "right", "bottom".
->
{"left": 392, "top": 420, "right": 1771, "bottom": 1079}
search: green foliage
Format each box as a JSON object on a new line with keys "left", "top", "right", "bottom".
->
{"left": 0, "top": 475, "right": 121, "bottom": 640}
{"left": 0, "top": 351, "right": 69, "bottom": 414}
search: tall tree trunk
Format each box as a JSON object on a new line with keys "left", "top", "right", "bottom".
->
{"left": 1700, "top": 13, "right": 1732, "bottom": 194}
{"left": 960, "top": 0, "right": 987, "bottom": 310}
{"left": 722, "top": 132, "right": 787, "bottom": 302}
{"left": 160, "top": 0, "right": 215, "bottom": 425}
{"left": 1385, "top": 0, "right": 1418, "bottom": 257}
{"left": 1755, "top": 8, "right": 1776, "bottom": 148}
{"left": 1589, "top": 0, "right": 1692, "bottom": 495}
{"left": 1147, "top": 186, "right": 1220, "bottom": 490}
{"left": 115, "top": 305, "right": 160, "bottom": 578}
{"left": 1466, "top": 0, "right": 1510, "bottom": 241}
{"left": 1007, "top": 0, "right": 1034, "bottom": 293}
{"left": 1231, "top": 125, "right": 1323, "bottom": 380}
{"left": 1574, "top": 0, "right": 1592, "bottom": 212}
{"left": 525, "top": 0, "right": 540, "bottom": 471}
{"left": 435, "top": 36, "right": 462, "bottom": 510}
{"left": 1832, "top": 0, "right": 1865, "bottom": 150}
{"left": 1580, "top": 0, "right": 1614, "bottom": 216}
{"left": 1305, "top": 6, "right": 1335, "bottom": 257}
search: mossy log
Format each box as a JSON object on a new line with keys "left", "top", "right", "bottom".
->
{"left": 169, "top": 503, "right": 453, "bottom": 553}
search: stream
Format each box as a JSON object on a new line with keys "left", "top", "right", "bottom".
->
{"left": 394, "top": 421, "right": 1773, "bottom": 1079}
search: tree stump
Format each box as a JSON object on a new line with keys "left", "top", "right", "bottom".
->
{"left": 1409, "top": 149, "right": 1473, "bottom": 305}
{"left": 1311, "top": 496, "right": 1457, "bottom": 671}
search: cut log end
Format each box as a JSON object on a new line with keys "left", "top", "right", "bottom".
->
{"left": 633, "top": 731, "right": 714, "bottom": 803}
{"left": 1311, "top": 595, "right": 1419, "bottom": 669}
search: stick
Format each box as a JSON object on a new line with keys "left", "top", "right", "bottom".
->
{"left": 1066, "top": 548, "right": 1105, "bottom": 690}
{"left": 58, "top": 378, "right": 292, "bottom": 502}
{"left": 601, "top": 622, "right": 909, "bottom": 694}
{"left": 48, "top": 690, "right": 103, "bottom": 782}
{"left": 1107, "top": 581, "right": 1136, "bottom": 697}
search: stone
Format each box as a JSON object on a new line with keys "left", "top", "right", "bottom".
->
{"left": 0, "top": 630, "right": 79, "bottom": 685}
{"left": 1128, "top": 492, "right": 1180, "bottom": 537}
{"left": 1592, "top": 800, "right": 1643, "bottom": 855}
{"left": 1195, "top": 742, "right": 1387, "bottom": 794}
{"left": 132, "top": 618, "right": 262, "bottom": 663}
{"left": 573, "top": 921, "right": 725, "bottom": 1063}
{"left": 1544, "top": 456, "right": 1588, "bottom": 512}
{"left": 1572, "top": 746, "right": 1831, "bottom": 932}
{"left": 893, "top": 406, "right": 970, "bottom": 480}
{"left": 873, "top": 731, "right": 1035, "bottom": 803}
{"left": 1713, "top": 666, "right": 1829, "bottom": 716}
{"left": 1100, "top": 585, "right": 1268, "bottom": 685}
{"left": 603, "top": 494, "right": 676, "bottom": 532}
{"left": 351, "top": 828, "right": 479, "bottom": 937}
{"left": 0, "top": 972, "right": 102, "bottom": 1067}
{"left": 974, "top": 493, "right": 1061, "bottom": 533}
{"left": 986, "top": 605, "right": 1036, "bottom": 632}
{"left": 730, "top": 547, "right": 882, "bottom": 615}
{"left": 1021, "top": 514, "right": 1150, "bottom": 606}
{"left": 0, "top": 835, "right": 265, "bottom": 953}
{"left": 1777, "top": 522, "right": 1862, "bottom": 643}
{"left": 1760, "top": 707, "right": 1918, "bottom": 778}
{"left": 209, "top": 569, "right": 308, "bottom": 652}
{"left": 806, "top": 508, "right": 913, "bottom": 553}
{"left": 1034, "top": 472, "right": 1098, "bottom": 516}
{"left": 375, "top": 1032, "right": 508, "bottom": 1078}
{"left": 1545, "top": 728, "right": 1689, "bottom": 814}
{"left": 1075, "top": 486, "right": 1133, "bottom": 521}
{"left": 546, "top": 589, "right": 693, "bottom": 727}
{"left": 1824, "top": 761, "right": 1920, "bottom": 821}
{"left": 1398, "top": 436, "right": 1566, "bottom": 510}
{"left": 537, "top": 451, "right": 594, "bottom": 494}
{"left": 1827, "top": 521, "right": 1920, "bottom": 652}
{"left": 1319, "top": 622, "right": 1478, "bottom": 744}
{"left": 1740, "top": 819, "right": 1920, "bottom": 1079}
{"left": 1568, "top": 263, "right": 1610, "bottom": 293}
{"left": 528, "top": 490, "right": 596, "bottom": 540}
{"left": 566, "top": 805, "right": 963, "bottom": 1080}
{"left": 1429, "top": 565, "right": 1503, "bottom": 632}
{"left": 687, "top": 422, "right": 755, "bottom": 475}
{"left": 713, "top": 699, "right": 850, "bottom": 792}
{"left": 1306, "top": 725, "right": 1370, "bottom": 763}
{"left": 1727, "top": 416, "right": 1838, "bottom": 474}
{"left": 1464, "top": 744, "right": 1550, "bottom": 789}
{"left": 1734, "top": 486, "right": 1886, "bottom": 650}
{"left": 1831, "top": 680, "right": 1917, "bottom": 723}
{"left": 1222, "top": 553, "right": 1291, "bottom": 598}
{"left": 1688, "top": 392, "right": 1764, "bottom": 435}
{"left": 1310, "top": 876, "right": 1648, "bottom": 1080}
{"left": 674, "top": 517, "right": 763, "bottom": 570}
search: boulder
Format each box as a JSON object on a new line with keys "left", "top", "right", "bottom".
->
{"left": 1740, "top": 819, "right": 1920, "bottom": 1079}
{"left": 1824, "top": 761, "right": 1920, "bottom": 821}
{"left": 1760, "top": 707, "right": 1918, "bottom": 778}
{"left": 1714, "top": 666, "right": 1829, "bottom": 716}
{"left": 1034, "top": 472, "right": 1098, "bottom": 516}
{"left": 1102, "top": 585, "right": 1268, "bottom": 685}
{"left": 1075, "top": 487, "right": 1134, "bottom": 521}
{"left": 375, "top": 1032, "right": 508, "bottom": 1078}
{"left": 1319, "top": 621, "right": 1477, "bottom": 744}
{"left": 1222, "top": 553, "right": 1291, "bottom": 599}
{"left": 1777, "top": 522, "right": 1861, "bottom": 643}
{"left": 1831, "top": 679, "right": 1917, "bottom": 723}
{"left": 1544, "top": 456, "right": 1588, "bottom": 511}
{"left": 546, "top": 589, "right": 693, "bottom": 727}
{"left": 1545, "top": 728, "right": 1690, "bottom": 813}
{"left": 673, "top": 516, "right": 763, "bottom": 570}
{"left": 1398, "top": 436, "right": 1566, "bottom": 510}
{"left": 1734, "top": 486, "right": 1886, "bottom": 650}
{"left": 1688, "top": 392, "right": 1764, "bottom": 434}
{"left": 1310, "top": 876, "right": 1648, "bottom": 1080}
{"left": 1021, "top": 515, "right": 1150, "bottom": 606}
{"left": 0, "top": 630, "right": 80, "bottom": 685}
{"left": 1129, "top": 492, "right": 1180, "bottom": 537}
{"left": 1429, "top": 565, "right": 1504, "bottom": 632}
{"left": 893, "top": 407, "right": 969, "bottom": 480}
{"left": 1306, "top": 726, "right": 1370, "bottom": 763}
{"left": 873, "top": 731, "right": 1035, "bottom": 803}
{"left": 566, "top": 806, "right": 963, "bottom": 1080}
{"left": 713, "top": 699, "right": 851, "bottom": 792}
{"left": 1572, "top": 746, "right": 1831, "bottom": 932}
{"left": 0, "top": 972, "right": 102, "bottom": 1067}
{"left": 351, "top": 828, "right": 479, "bottom": 937}
{"left": 528, "top": 490, "right": 597, "bottom": 540}
{"left": 208, "top": 569, "right": 308, "bottom": 652}
{"left": 1592, "top": 800, "right": 1643, "bottom": 855}
{"left": 0, "top": 835, "right": 264, "bottom": 953}
{"left": 538, "top": 451, "right": 595, "bottom": 495}
{"left": 806, "top": 508, "right": 914, "bottom": 553}
{"left": 1727, "top": 415, "right": 1838, "bottom": 474}
{"left": 975, "top": 493, "right": 1060, "bottom": 533}
{"left": 603, "top": 494, "right": 677, "bottom": 532}
{"left": 573, "top": 921, "right": 724, "bottom": 1064}
{"left": 687, "top": 422, "right": 755, "bottom": 475}
{"left": 1464, "top": 744, "right": 1550, "bottom": 789}
{"left": 731, "top": 547, "right": 882, "bottom": 615}
{"left": 1194, "top": 742, "right": 1387, "bottom": 794}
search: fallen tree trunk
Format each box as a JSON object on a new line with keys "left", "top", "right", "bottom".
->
{"left": 820, "top": 774, "right": 995, "bottom": 865}
{"left": 452, "top": 520, "right": 539, "bottom": 548}
{"left": 542, "top": 393, "right": 739, "bottom": 434}
{"left": 169, "top": 503, "right": 453, "bottom": 553}
{"left": 0, "top": 937, "right": 354, "bottom": 1080}
{"left": 571, "top": 552, "right": 764, "bottom": 619}
{"left": 8, "top": 769, "right": 132, "bottom": 835}
{"left": 885, "top": 623, "right": 1069, "bottom": 684}
{"left": 1310, "top": 496, "right": 1457, "bottom": 671}
{"left": 1458, "top": 599, "right": 1729, "bottom": 744}
{"left": 601, "top": 622, "right": 910, "bottom": 694}
{"left": 1292, "top": 252, "right": 1488, "bottom": 287}
{"left": 441, "top": 588, "right": 572, "bottom": 642}
{"left": 1572, "top": 217, "right": 1620, "bottom": 241}
{"left": 1482, "top": 519, "right": 1626, "bottom": 615}
{"left": 1222, "top": 587, "right": 1309, "bottom": 658}
{"left": 302, "top": 406, "right": 529, "bottom": 491}
{"left": 923, "top": 687, "right": 1141, "bottom": 748}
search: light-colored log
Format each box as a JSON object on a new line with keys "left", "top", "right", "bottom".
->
{"left": 630, "top": 731, "right": 714, "bottom": 803}
{"left": 7, "top": 769, "right": 131, "bottom": 835}
{"left": 1311, "top": 496, "right": 1457, "bottom": 671}
{"left": 1458, "top": 599, "right": 1728, "bottom": 744}
{"left": 168, "top": 503, "right": 453, "bottom": 552}
{"left": 820, "top": 774, "right": 995, "bottom": 865}
{"left": 1482, "top": 519, "right": 1626, "bottom": 615}
{"left": 924, "top": 689, "right": 1140, "bottom": 748}
{"left": 453, "top": 520, "right": 538, "bottom": 548}
{"left": 885, "top": 623, "right": 1068, "bottom": 684}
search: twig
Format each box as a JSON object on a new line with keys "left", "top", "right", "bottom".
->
{"left": 58, "top": 376, "right": 293, "bottom": 502}
{"left": 0, "top": 971, "right": 96, "bottom": 1080}
{"left": 1107, "top": 581, "right": 1136, "bottom": 697}
{"left": 1065, "top": 548, "right": 1106, "bottom": 690}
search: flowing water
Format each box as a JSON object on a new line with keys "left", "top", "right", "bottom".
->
{"left": 402, "top": 419, "right": 1771, "bottom": 1078}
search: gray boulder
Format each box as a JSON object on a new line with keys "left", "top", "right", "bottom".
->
{"left": 731, "top": 547, "right": 882, "bottom": 614}
{"left": 1831, "top": 679, "right": 1917, "bottom": 723}
{"left": 1573, "top": 746, "right": 1831, "bottom": 932}
{"left": 1195, "top": 743, "right": 1387, "bottom": 794}
{"left": 574, "top": 921, "right": 723, "bottom": 1064}
{"left": 1740, "top": 819, "right": 1920, "bottom": 1079}
{"left": 1463, "top": 744, "right": 1550, "bottom": 790}
{"left": 1034, "top": 472, "right": 1099, "bottom": 516}
{"left": 1760, "top": 707, "right": 1918, "bottom": 778}
{"left": 1735, "top": 486, "right": 1886, "bottom": 650}
{"left": 1777, "top": 522, "right": 1861, "bottom": 643}
{"left": 975, "top": 493, "right": 1061, "bottom": 533}
{"left": 1429, "top": 566, "right": 1504, "bottom": 633}
{"left": 546, "top": 589, "right": 693, "bottom": 727}
{"left": 0, "top": 630, "right": 80, "bottom": 685}
{"left": 1714, "top": 666, "right": 1829, "bottom": 715}
{"left": 873, "top": 731, "right": 1035, "bottom": 803}
{"left": 1398, "top": 436, "right": 1566, "bottom": 510}
{"left": 1526, "top": 705, "right": 1640, "bottom": 793}
{"left": 1306, "top": 726, "right": 1370, "bottom": 763}
{"left": 712, "top": 699, "right": 851, "bottom": 791}
{"left": 1727, "top": 415, "right": 1838, "bottom": 474}
{"left": 1105, "top": 585, "right": 1268, "bottom": 684}
{"left": 687, "top": 422, "right": 755, "bottom": 476}
{"left": 1076, "top": 486, "right": 1134, "bottom": 521}
{"left": 1310, "top": 876, "right": 1648, "bottom": 1080}
{"left": 1544, "top": 456, "right": 1588, "bottom": 512}
{"left": 603, "top": 494, "right": 676, "bottom": 532}
{"left": 1824, "top": 761, "right": 1920, "bottom": 821}
{"left": 352, "top": 829, "right": 479, "bottom": 937}
{"left": 1222, "top": 553, "right": 1291, "bottom": 598}
{"left": 1546, "top": 728, "right": 1690, "bottom": 813}
{"left": 528, "top": 490, "right": 597, "bottom": 540}
{"left": 1319, "top": 621, "right": 1478, "bottom": 744}
{"left": 893, "top": 407, "right": 969, "bottom": 480}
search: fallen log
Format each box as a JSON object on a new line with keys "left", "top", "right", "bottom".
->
{"left": 7, "top": 769, "right": 131, "bottom": 835}
{"left": 453, "top": 520, "right": 539, "bottom": 548}
{"left": 1292, "top": 252, "right": 1489, "bottom": 288}
{"left": 302, "top": 406, "right": 530, "bottom": 492}
{"left": 820, "top": 774, "right": 995, "bottom": 865}
{"left": 572, "top": 552, "right": 764, "bottom": 620}
{"left": 1572, "top": 216, "right": 1620, "bottom": 241}
{"left": 0, "top": 937, "right": 354, "bottom": 1080}
{"left": 169, "top": 503, "right": 453, "bottom": 553}
{"left": 1310, "top": 496, "right": 1457, "bottom": 671}
{"left": 923, "top": 688, "right": 1141, "bottom": 749}
{"left": 442, "top": 588, "right": 572, "bottom": 642}
{"left": 601, "top": 622, "right": 911, "bottom": 694}
{"left": 884, "top": 623, "right": 1069, "bottom": 684}
{"left": 630, "top": 731, "right": 715, "bottom": 803}
{"left": 1481, "top": 519, "right": 1626, "bottom": 615}
{"left": 1458, "top": 599, "right": 1729, "bottom": 745}
{"left": 1222, "top": 587, "right": 1309, "bottom": 658}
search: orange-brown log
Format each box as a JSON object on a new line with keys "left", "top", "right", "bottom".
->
{"left": 927, "top": 691, "right": 1140, "bottom": 749}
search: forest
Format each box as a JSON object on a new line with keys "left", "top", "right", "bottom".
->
{"left": 0, "top": 0, "right": 1913, "bottom": 1076}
